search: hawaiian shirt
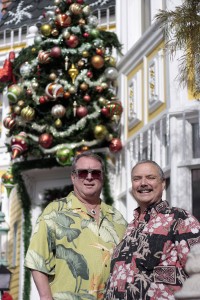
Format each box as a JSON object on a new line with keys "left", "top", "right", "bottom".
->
{"left": 105, "top": 200, "right": 200, "bottom": 300}
{"left": 24, "top": 192, "right": 127, "bottom": 300}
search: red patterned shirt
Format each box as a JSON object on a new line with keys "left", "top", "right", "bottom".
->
{"left": 105, "top": 201, "right": 200, "bottom": 300}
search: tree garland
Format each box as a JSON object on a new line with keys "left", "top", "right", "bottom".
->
{"left": 11, "top": 154, "right": 113, "bottom": 300}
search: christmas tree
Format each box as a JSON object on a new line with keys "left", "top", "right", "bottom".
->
{"left": 3, "top": 0, "right": 123, "bottom": 165}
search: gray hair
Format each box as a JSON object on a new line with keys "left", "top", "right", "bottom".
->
{"left": 131, "top": 160, "right": 165, "bottom": 181}
{"left": 71, "top": 151, "right": 105, "bottom": 172}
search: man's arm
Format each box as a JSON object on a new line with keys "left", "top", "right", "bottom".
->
{"left": 31, "top": 270, "right": 53, "bottom": 300}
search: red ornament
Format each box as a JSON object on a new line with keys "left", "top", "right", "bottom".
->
{"left": 83, "top": 32, "right": 89, "bottom": 38}
{"left": 66, "top": 34, "right": 79, "bottom": 48}
{"left": 101, "top": 107, "right": 109, "bottom": 117}
{"left": 39, "top": 133, "right": 53, "bottom": 148}
{"left": 96, "top": 48, "right": 104, "bottom": 56}
{"left": 50, "top": 46, "right": 62, "bottom": 58}
{"left": 76, "top": 106, "right": 88, "bottom": 118}
{"left": 39, "top": 95, "right": 49, "bottom": 104}
{"left": 55, "top": 14, "right": 71, "bottom": 27}
{"left": 109, "top": 138, "right": 123, "bottom": 153}
{"left": 3, "top": 115, "right": 16, "bottom": 129}
{"left": 76, "top": 0, "right": 84, "bottom": 3}
{"left": 83, "top": 94, "right": 91, "bottom": 102}
{"left": 26, "top": 89, "right": 32, "bottom": 96}
{"left": 11, "top": 132, "right": 28, "bottom": 159}
{"left": 87, "top": 71, "right": 93, "bottom": 78}
{"left": 66, "top": 0, "right": 73, "bottom": 4}
{"left": 96, "top": 86, "right": 103, "bottom": 93}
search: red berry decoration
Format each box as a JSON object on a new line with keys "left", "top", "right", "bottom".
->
{"left": 39, "top": 133, "right": 53, "bottom": 148}
{"left": 76, "top": 106, "right": 88, "bottom": 118}
{"left": 109, "top": 138, "right": 123, "bottom": 153}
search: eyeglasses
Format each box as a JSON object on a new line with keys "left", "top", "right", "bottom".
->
{"left": 73, "top": 169, "right": 103, "bottom": 180}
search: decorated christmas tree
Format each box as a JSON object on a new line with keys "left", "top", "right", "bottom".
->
{"left": 3, "top": 0, "right": 123, "bottom": 165}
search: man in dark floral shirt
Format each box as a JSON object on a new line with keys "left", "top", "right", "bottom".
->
{"left": 105, "top": 160, "right": 200, "bottom": 300}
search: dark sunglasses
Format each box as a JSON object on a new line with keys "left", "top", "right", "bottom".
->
{"left": 73, "top": 169, "right": 103, "bottom": 180}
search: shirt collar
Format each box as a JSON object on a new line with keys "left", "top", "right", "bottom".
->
{"left": 66, "top": 191, "right": 115, "bottom": 215}
{"left": 133, "top": 200, "right": 169, "bottom": 220}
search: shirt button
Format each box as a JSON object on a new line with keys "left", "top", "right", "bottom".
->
{"left": 102, "top": 248, "right": 104, "bottom": 251}
{"left": 105, "top": 264, "right": 107, "bottom": 267}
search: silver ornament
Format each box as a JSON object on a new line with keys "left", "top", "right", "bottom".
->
{"left": 87, "top": 15, "right": 98, "bottom": 27}
{"left": 20, "top": 62, "right": 32, "bottom": 78}
{"left": 104, "top": 67, "right": 119, "bottom": 80}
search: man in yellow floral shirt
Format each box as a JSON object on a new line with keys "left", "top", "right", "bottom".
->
{"left": 25, "top": 152, "right": 127, "bottom": 300}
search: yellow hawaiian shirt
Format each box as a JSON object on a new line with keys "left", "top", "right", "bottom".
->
{"left": 25, "top": 191, "right": 127, "bottom": 300}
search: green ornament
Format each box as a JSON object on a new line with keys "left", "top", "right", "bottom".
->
{"left": 56, "top": 147, "right": 74, "bottom": 166}
{"left": 90, "top": 29, "right": 100, "bottom": 38}
{"left": 7, "top": 84, "right": 23, "bottom": 104}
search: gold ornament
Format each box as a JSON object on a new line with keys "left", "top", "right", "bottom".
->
{"left": 79, "top": 18, "right": 86, "bottom": 26}
{"left": 40, "top": 24, "right": 52, "bottom": 37}
{"left": 77, "top": 59, "right": 85, "bottom": 68}
{"left": 91, "top": 55, "right": 104, "bottom": 69}
{"left": 94, "top": 125, "right": 108, "bottom": 140}
{"left": 106, "top": 133, "right": 114, "bottom": 141}
{"left": 80, "top": 82, "right": 88, "bottom": 91}
{"left": 69, "top": 86, "right": 76, "bottom": 94}
{"left": 55, "top": 118, "right": 62, "bottom": 128}
{"left": 98, "top": 96, "right": 107, "bottom": 107}
{"left": 69, "top": 3, "right": 82, "bottom": 15}
{"left": 82, "top": 51, "right": 89, "bottom": 58}
{"left": 51, "top": 28, "right": 59, "bottom": 37}
{"left": 83, "top": 5, "right": 90, "bottom": 16}
{"left": 21, "top": 106, "right": 35, "bottom": 121}
{"left": 101, "top": 82, "right": 108, "bottom": 89}
{"left": 17, "top": 100, "right": 25, "bottom": 108}
{"left": 14, "top": 106, "right": 21, "bottom": 115}
{"left": 49, "top": 72, "right": 57, "bottom": 81}
{"left": 31, "top": 47, "right": 37, "bottom": 54}
{"left": 62, "top": 29, "right": 70, "bottom": 39}
{"left": 68, "top": 64, "right": 79, "bottom": 84}
{"left": 105, "top": 56, "right": 116, "bottom": 67}
{"left": 54, "top": 0, "right": 61, "bottom": 4}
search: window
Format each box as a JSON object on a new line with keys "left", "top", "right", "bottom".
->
{"left": 192, "top": 169, "right": 200, "bottom": 221}
{"left": 192, "top": 123, "right": 200, "bottom": 158}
